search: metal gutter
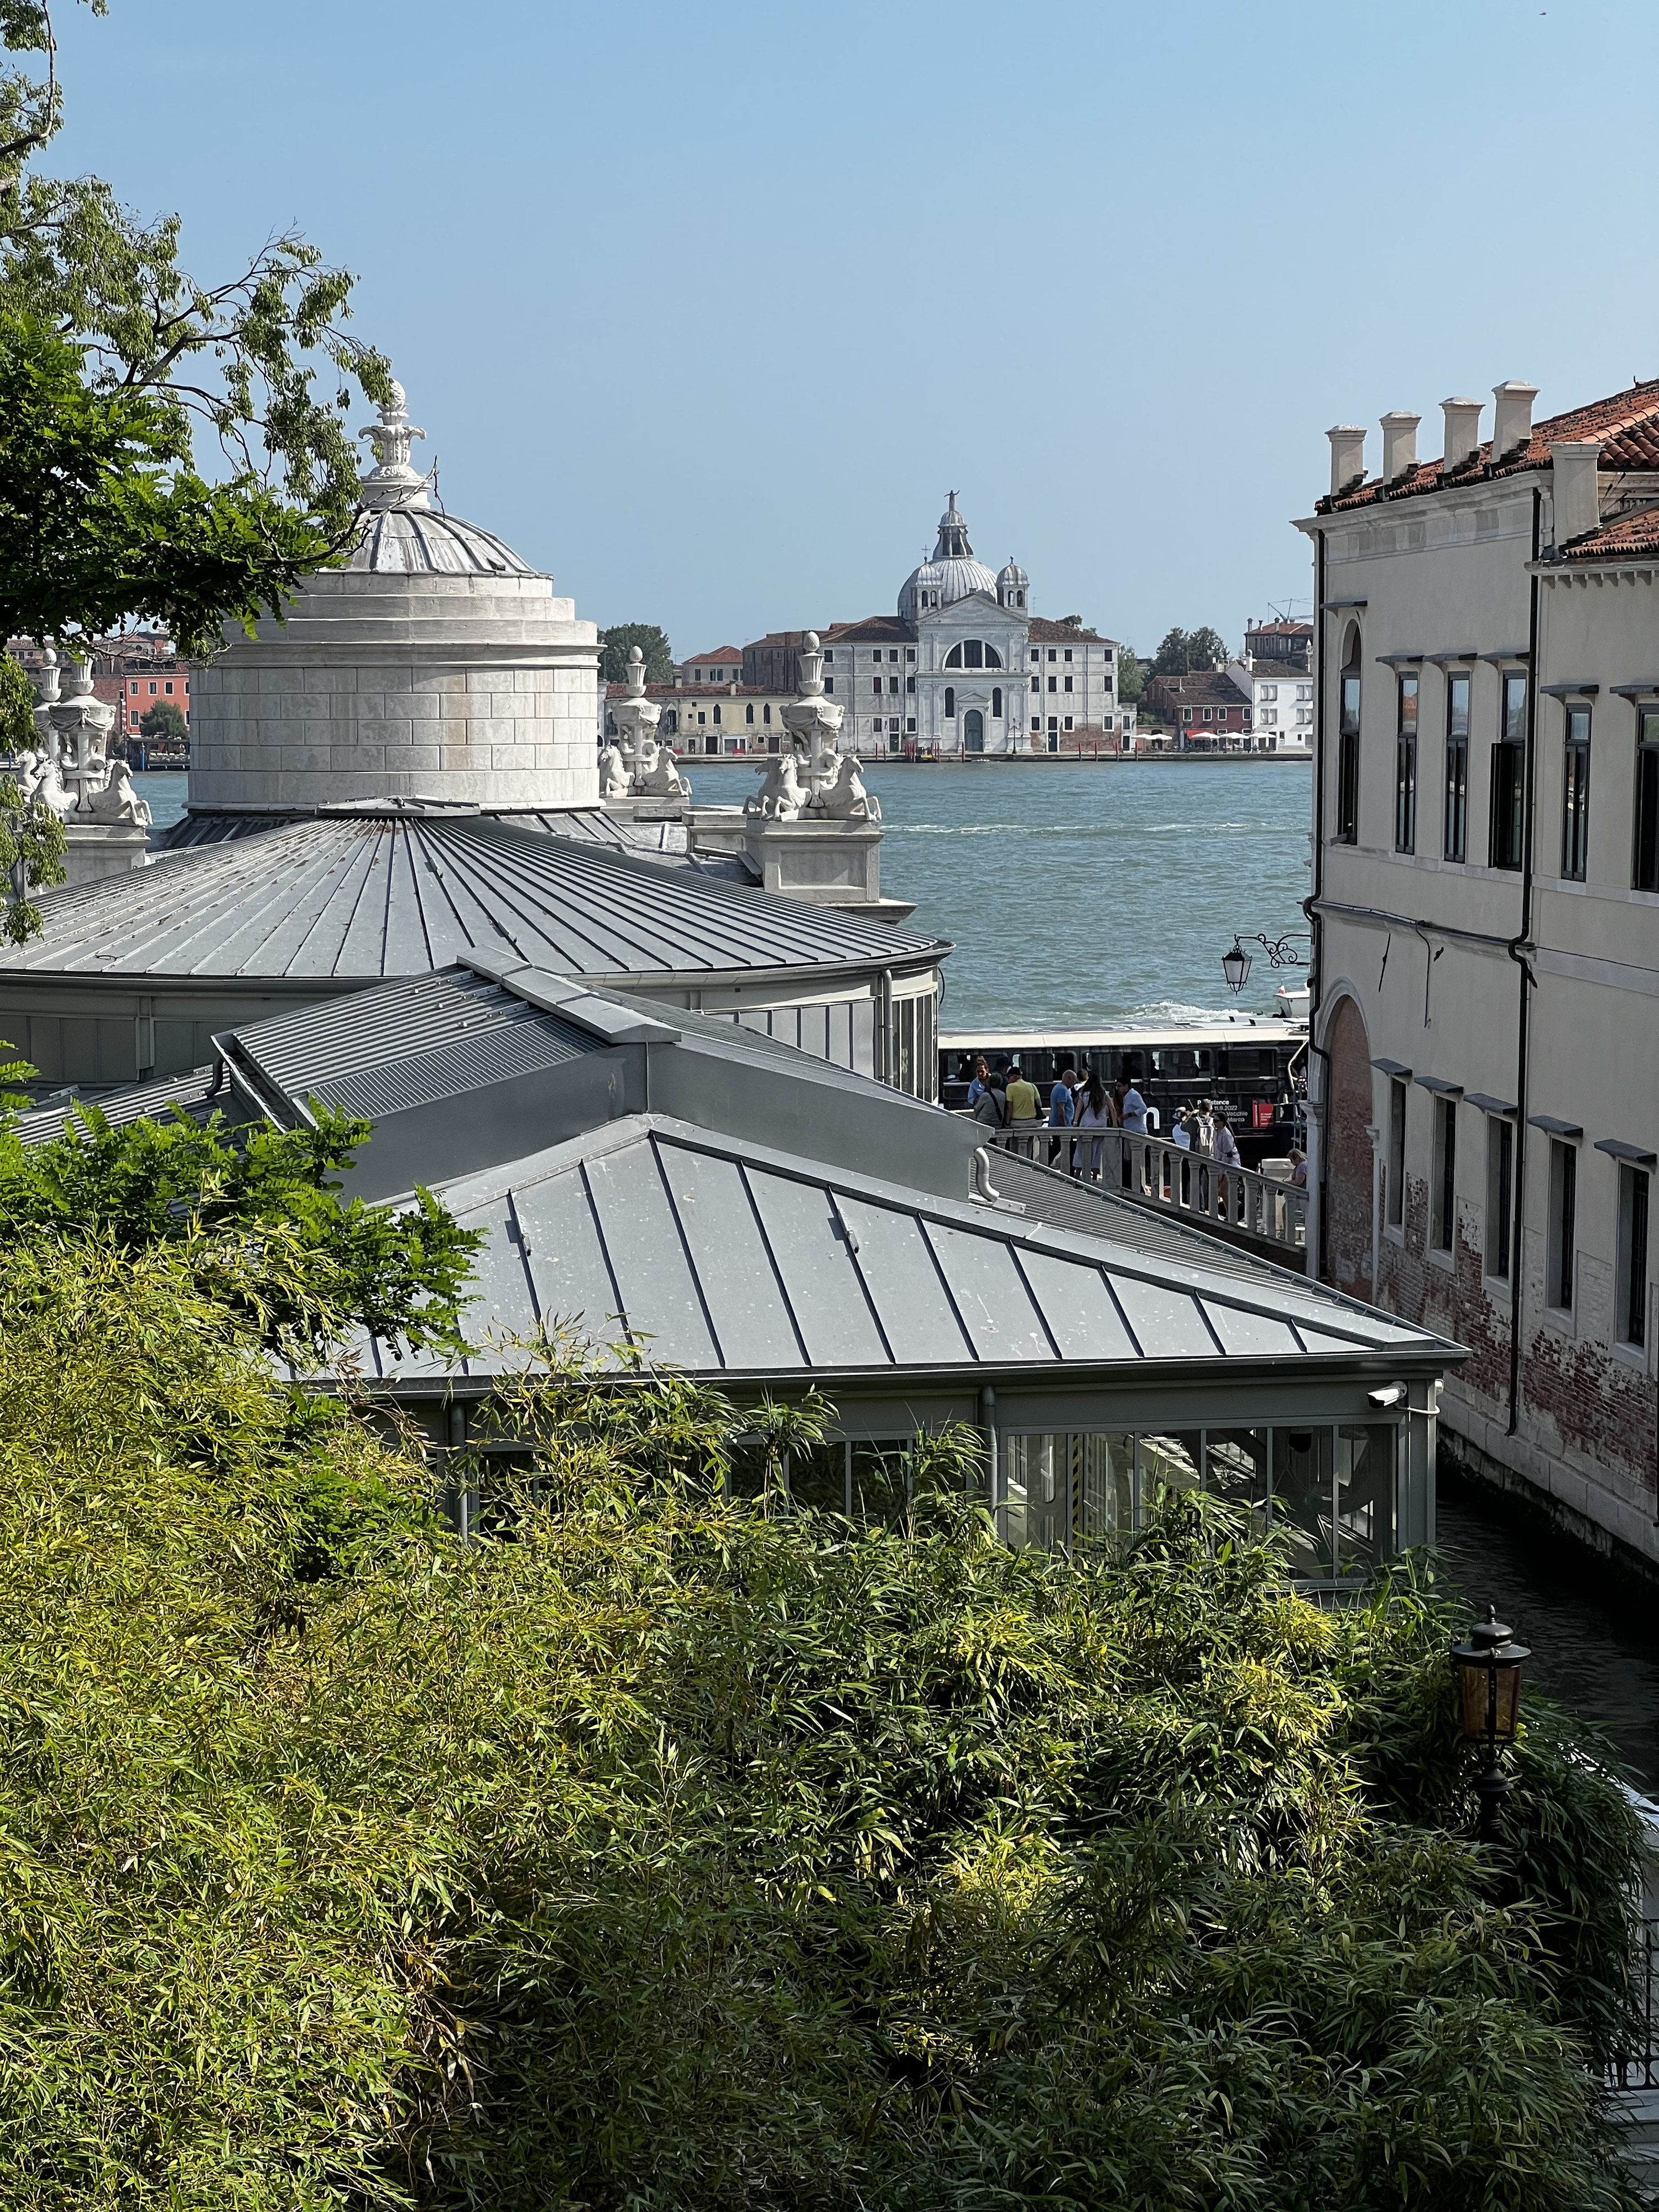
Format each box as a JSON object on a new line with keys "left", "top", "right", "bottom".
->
{"left": 1507, "top": 487, "right": 1543, "bottom": 1438}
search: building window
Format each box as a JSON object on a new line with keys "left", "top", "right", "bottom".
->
{"left": 763, "top": 703, "right": 771, "bottom": 726}
{"left": 1387, "top": 1076, "right": 1406, "bottom": 1228}
{"left": 1547, "top": 1138, "right": 1576, "bottom": 1311}
{"left": 1047, "top": 717, "right": 1058, "bottom": 733}
{"left": 992, "top": 687, "right": 1003, "bottom": 718}
{"left": 1031, "top": 675, "right": 1040, "bottom": 693}
{"left": 1561, "top": 706, "right": 1590, "bottom": 880}
{"left": 943, "top": 641, "right": 1001, "bottom": 670}
{"left": 1063, "top": 715, "right": 1073, "bottom": 731}
{"left": 1394, "top": 674, "right": 1417, "bottom": 853}
{"left": 1048, "top": 676, "right": 1058, "bottom": 693}
{"left": 873, "top": 678, "right": 883, "bottom": 696}
{"left": 129, "top": 680, "right": 138, "bottom": 695}
{"left": 905, "top": 648, "right": 915, "bottom": 661}
{"left": 1635, "top": 709, "right": 1659, "bottom": 891}
{"left": 1063, "top": 675, "right": 1073, "bottom": 693}
{"left": 1336, "top": 634, "right": 1360, "bottom": 843}
{"left": 944, "top": 687, "right": 955, "bottom": 718}
{"left": 1202, "top": 706, "right": 1212, "bottom": 723}
{"left": 1430, "top": 1095, "right": 1457, "bottom": 1253}
{"left": 905, "top": 716, "right": 916, "bottom": 733}
{"left": 1182, "top": 707, "right": 1193, "bottom": 723}
{"left": 745, "top": 703, "right": 755, "bottom": 724}
{"left": 148, "top": 681, "right": 158, "bottom": 695}
{"left": 1485, "top": 1115, "right": 1512, "bottom": 1280}
{"left": 1489, "top": 673, "right": 1527, "bottom": 869}
{"left": 1443, "top": 672, "right": 1470, "bottom": 862}
{"left": 164, "top": 681, "right": 174, "bottom": 695}
{"left": 822, "top": 650, "right": 834, "bottom": 665}
{"left": 1618, "top": 1162, "right": 1650, "bottom": 1348}
{"left": 1063, "top": 648, "right": 1073, "bottom": 662}
{"left": 713, "top": 705, "right": 722, "bottom": 726}
{"left": 905, "top": 674, "right": 915, "bottom": 693}
{"left": 696, "top": 711, "right": 706, "bottom": 726}
{"left": 1048, "top": 649, "right": 1057, "bottom": 662}
{"left": 824, "top": 677, "right": 834, "bottom": 694}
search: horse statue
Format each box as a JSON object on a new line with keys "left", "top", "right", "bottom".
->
{"left": 85, "top": 760, "right": 152, "bottom": 826}
{"left": 632, "top": 732, "right": 691, "bottom": 799}
{"left": 810, "top": 753, "right": 881, "bottom": 822}
{"left": 597, "top": 739, "right": 631, "bottom": 799}
{"left": 745, "top": 747, "right": 811, "bottom": 821}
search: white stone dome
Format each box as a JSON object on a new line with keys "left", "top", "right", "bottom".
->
{"left": 998, "top": 556, "right": 1029, "bottom": 590}
{"left": 898, "top": 494, "right": 998, "bottom": 617}
{"left": 348, "top": 505, "right": 535, "bottom": 576}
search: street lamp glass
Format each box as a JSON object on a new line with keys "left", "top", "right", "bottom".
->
{"left": 1222, "top": 940, "right": 1251, "bottom": 994}
{"left": 1450, "top": 1606, "right": 1530, "bottom": 1745}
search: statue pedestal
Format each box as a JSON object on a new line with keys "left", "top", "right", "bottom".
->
{"left": 56, "top": 824, "right": 154, "bottom": 889}
{"left": 690, "top": 808, "right": 914, "bottom": 924}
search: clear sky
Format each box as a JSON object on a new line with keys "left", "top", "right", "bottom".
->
{"left": 46, "top": 0, "right": 1659, "bottom": 661}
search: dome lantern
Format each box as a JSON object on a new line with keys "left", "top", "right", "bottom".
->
{"left": 898, "top": 492, "right": 999, "bottom": 619}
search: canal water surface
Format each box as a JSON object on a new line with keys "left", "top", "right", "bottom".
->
{"left": 134, "top": 761, "right": 1659, "bottom": 1786}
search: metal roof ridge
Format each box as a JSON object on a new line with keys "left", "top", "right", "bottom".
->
{"left": 404, "top": 1112, "right": 1459, "bottom": 1355}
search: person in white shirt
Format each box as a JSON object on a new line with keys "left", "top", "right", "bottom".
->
{"left": 1120, "top": 1083, "right": 1147, "bottom": 1134}
{"left": 1213, "top": 1114, "right": 1241, "bottom": 1168}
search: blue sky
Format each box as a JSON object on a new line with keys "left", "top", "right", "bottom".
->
{"left": 49, "top": 0, "right": 1659, "bottom": 660}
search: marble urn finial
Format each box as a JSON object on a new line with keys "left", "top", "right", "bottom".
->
{"left": 781, "top": 628, "right": 844, "bottom": 787}
{"left": 357, "top": 380, "right": 431, "bottom": 510}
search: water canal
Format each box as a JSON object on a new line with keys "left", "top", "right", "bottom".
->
{"left": 134, "top": 761, "right": 1659, "bottom": 1786}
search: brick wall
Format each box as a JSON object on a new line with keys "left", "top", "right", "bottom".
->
{"left": 1322, "top": 995, "right": 1374, "bottom": 1299}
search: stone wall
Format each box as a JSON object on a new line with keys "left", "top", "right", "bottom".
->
{"left": 190, "top": 572, "right": 600, "bottom": 812}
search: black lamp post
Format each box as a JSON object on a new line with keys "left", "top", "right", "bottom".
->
{"left": 1221, "top": 932, "right": 1308, "bottom": 995}
{"left": 1449, "top": 1604, "right": 1531, "bottom": 1841}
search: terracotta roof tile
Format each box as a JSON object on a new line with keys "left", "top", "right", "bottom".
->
{"left": 1028, "top": 617, "right": 1112, "bottom": 643}
{"left": 682, "top": 646, "right": 744, "bottom": 665}
{"left": 1317, "top": 380, "right": 1659, "bottom": 514}
{"left": 821, "top": 615, "right": 917, "bottom": 644}
{"left": 1551, "top": 502, "right": 1659, "bottom": 563}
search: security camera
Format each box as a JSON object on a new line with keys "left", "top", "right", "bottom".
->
{"left": 1366, "top": 1382, "right": 1407, "bottom": 1409}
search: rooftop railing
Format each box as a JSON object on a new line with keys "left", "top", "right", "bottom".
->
{"left": 968, "top": 1119, "right": 1309, "bottom": 1262}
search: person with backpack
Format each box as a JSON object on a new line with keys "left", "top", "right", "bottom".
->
{"left": 972, "top": 1065, "right": 1011, "bottom": 1147}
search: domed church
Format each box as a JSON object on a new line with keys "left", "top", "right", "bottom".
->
{"left": 817, "top": 495, "right": 1120, "bottom": 757}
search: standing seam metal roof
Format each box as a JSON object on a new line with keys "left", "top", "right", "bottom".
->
{"left": 352, "top": 1114, "right": 1458, "bottom": 1384}
{"left": 1, "top": 815, "right": 949, "bottom": 985}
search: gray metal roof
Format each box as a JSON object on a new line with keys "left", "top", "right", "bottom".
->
{"left": 354, "top": 1113, "right": 1459, "bottom": 1385}
{"left": 3, "top": 813, "right": 948, "bottom": 987}
{"left": 217, "top": 966, "right": 605, "bottom": 1125}
{"left": 153, "top": 807, "right": 691, "bottom": 860}
{"left": 13, "top": 1064, "right": 226, "bottom": 1144}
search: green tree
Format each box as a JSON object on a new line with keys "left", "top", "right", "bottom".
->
{"left": 1151, "top": 624, "right": 1231, "bottom": 676}
{"left": 598, "top": 622, "right": 674, "bottom": 684}
{"left": 137, "top": 695, "right": 186, "bottom": 744}
{"left": 0, "top": 1094, "right": 482, "bottom": 1355}
{"left": 0, "top": 3, "right": 392, "bottom": 658}
{"left": 0, "top": 1248, "right": 1642, "bottom": 2210}
{"left": 1116, "top": 643, "right": 1146, "bottom": 705}
{"left": 0, "top": 646, "right": 32, "bottom": 749}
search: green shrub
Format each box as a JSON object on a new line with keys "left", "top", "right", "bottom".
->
{"left": 0, "top": 1241, "right": 1643, "bottom": 2209}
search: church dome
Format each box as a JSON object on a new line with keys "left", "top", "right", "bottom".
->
{"left": 998, "top": 556, "right": 1029, "bottom": 589}
{"left": 898, "top": 494, "right": 999, "bottom": 618}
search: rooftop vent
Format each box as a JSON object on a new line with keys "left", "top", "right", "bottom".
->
{"left": 1380, "top": 411, "right": 1421, "bottom": 483}
{"left": 1491, "top": 380, "right": 1539, "bottom": 464}
{"left": 1327, "top": 425, "right": 1366, "bottom": 497}
{"left": 1441, "top": 397, "right": 1484, "bottom": 474}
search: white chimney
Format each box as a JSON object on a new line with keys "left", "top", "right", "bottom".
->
{"left": 1552, "top": 441, "right": 1601, "bottom": 545}
{"left": 1441, "top": 397, "right": 1484, "bottom": 473}
{"left": 1327, "top": 425, "right": 1366, "bottom": 497}
{"left": 1380, "top": 410, "right": 1421, "bottom": 482}
{"left": 1491, "top": 380, "right": 1539, "bottom": 463}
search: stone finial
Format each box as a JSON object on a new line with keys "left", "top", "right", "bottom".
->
{"left": 625, "top": 644, "right": 648, "bottom": 698}
{"left": 797, "top": 631, "right": 826, "bottom": 698}
{"left": 357, "top": 380, "right": 431, "bottom": 511}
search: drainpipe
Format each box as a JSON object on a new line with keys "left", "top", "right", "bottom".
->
{"left": 1366, "top": 1122, "right": 1381, "bottom": 1301}
{"left": 1506, "top": 488, "right": 1542, "bottom": 1436}
{"left": 1302, "top": 524, "right": 1332, "bottom": 1279}
{"left": 877, "top": 966, "right": 893, "bottom": 1086}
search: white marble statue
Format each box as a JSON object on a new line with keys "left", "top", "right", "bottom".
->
{"left": 85, "top": 760, "right": 152, "bottom": 826}
{"left": 746, "top": 747, "right": 811, "bottom": 821}
{"left": 597, "top": 738, "right": 630, "bottom": 799}
{"left": 779, "top": 632, "right": 846, "bottom": 794}
{"left": 810, "top": 752, "right": 881, "bottom": 822}
{"left": 632, "top": 731, "right": 691, "bottom": 799}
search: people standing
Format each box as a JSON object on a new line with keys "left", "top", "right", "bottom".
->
{"left": 972, "top": 1066, "right": 1010, "bottom": 1146}
{"left": 1004, "top": 1062, "right": 1041, "bottom": 1137}
{"left": 1047, "top": 1063, "right": 1078, "bottom": 1168}
{"left": 966, "top": 1055, "right": 990, "bottom": 1109}
{"left": 1287, "top": 1147, "right": 1308, "bottom": 1188}
{"left": 1076, "top": 1070, "right": 1111, "bottom": 1181}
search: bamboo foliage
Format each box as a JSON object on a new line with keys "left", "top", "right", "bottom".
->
{"left": 0, "top": 1240, "right": 1645, "bottom": 2210}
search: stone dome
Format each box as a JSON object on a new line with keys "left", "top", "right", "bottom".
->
{"left": 898, "top": 494, "right": 999, "bottom": 618}
{"left": 348, "top": 504, "right": 535, "bottom": 577}
{"left": 998, "top": 556, "right": 1029, "bottom": 590}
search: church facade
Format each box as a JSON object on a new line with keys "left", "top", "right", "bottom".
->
{"left": 748, "top": 499, "right": 1121, "bottom": 758}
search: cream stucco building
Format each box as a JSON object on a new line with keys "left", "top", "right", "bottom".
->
{"left": 1295, "top": 376, "right": 1659, "bottom": 1571}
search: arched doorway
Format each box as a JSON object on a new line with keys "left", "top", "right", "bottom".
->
{"left": 964, "top": 708, "right": 984, "bottom": 753}
{"left": 1322, "top": 993, "right": 1374, "bottom": 1298}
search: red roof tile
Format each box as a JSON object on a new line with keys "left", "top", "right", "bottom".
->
{"left": 1551, "top": 502, "right": 1659, "bottom": 563}
{"left": 682, "top": 645, "right": 744, "bottom": 665}
{"left": 1317, "top": 380, "right": 1659, "bottom": 514}
{"left": 1028, "top": 616, "right": 1110, "bottom": 644}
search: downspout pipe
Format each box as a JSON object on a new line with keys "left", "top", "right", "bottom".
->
{"left": 1506, "top": 486, "right": 1542, "bottom": 1436}
{"left": 1302, "top": 524, "right": 1332, "bottom": 1280}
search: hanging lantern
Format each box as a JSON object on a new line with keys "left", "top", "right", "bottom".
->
{"left": 1222, "top": 937, "right": 1252, "bottom": 994}
{"left": 1449, "top": 1604, "right": 1531, "bottom": 1839}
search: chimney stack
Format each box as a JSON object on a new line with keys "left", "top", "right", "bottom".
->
{"left": 1327, "top": 425, "right": 1366, "bottom": 497}
{"left": 1551, "top": 441, "right": 1601, "bottom": 546}
{"left": 1491, "top": 380, "right": 1539, "bottom": 464}
{"left": 1441, "top": 397, "right": 1484, "bottom": 474}
{"left": 1380, "top": 410, "right": 1421, "bottom": 483}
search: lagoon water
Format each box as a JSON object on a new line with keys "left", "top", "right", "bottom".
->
{"left": 133, "top": 759, "right": 1659, "bottom": 1782}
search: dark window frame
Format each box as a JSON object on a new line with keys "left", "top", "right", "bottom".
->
{"left": 1561, "top": 705, "right": 1590, "bottom": 881}
{"left": 1618, "top": 1162, "right": 1650, "bottom": 1349}
{"left": 1485, "top": 1114, "right": 1512, "bottom": 1281}
{"left": 1443, "top": 671, "right": 1470, "bottom": 862}
{"left": 1634, "top": 707, "right": 1659, "bottom": 892}
{"left": 1431, "top": 1094, "right": 1457, "bottom": 1254}
{"left": 1387, "top": 1076, "right": 1406, "bottom": 1229}
{"left": 1335, "top": 654, "right": 1361, "bottom": 843}
{"left": 1488, "top": 671, "right": 1527, "bottom": 870}
{"left": 1547, "top": 1138, "right": 1577, "bottom": 1313}
{"left": 1394, "top": 673, "right": 1418, "bottom": 853}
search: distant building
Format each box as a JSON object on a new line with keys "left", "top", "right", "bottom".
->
{"left": 8, "top": 632, "right": 191, "bottom": 748}
{"left": 1295, "top": 373, "right": 1659, "bottom": 1575}
{"left": 1226, "top": 655, "right": 1313, "bottom": 749}
{"left": 606, "top": 675, "right": 795, "bottom": 756}
{"left": 1243, "top": 618, "right": 1313, "bottom": 673}
{"left": 672, "top": 645, "right": 743, "bottom": 687}
{"left": 1144, "top": 668, "right": 1253, "bottom": 745}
